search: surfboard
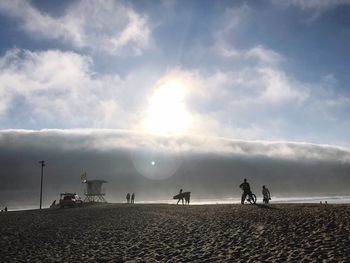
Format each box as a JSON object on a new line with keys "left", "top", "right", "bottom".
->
{"left": 173, "top": 192, "right": 191, "bottom": 199}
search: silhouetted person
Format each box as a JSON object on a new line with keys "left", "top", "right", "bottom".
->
{"left": 184, "top": 192, "right": 191, "bottom": 205}
{"left": 262, "top": 185, "right": 271, "bottom": 204}
{"left": 177, "top": 189, "right": 184, "bottom": 205}
{"left": 126, "top": 193, "right": 130, "bottom": 204}
{"left": 4, "top": 206, "right": 7, "bottom": 212}
{"left": 239, "top": 178, "right": 252, "bottom": 204}
{"left": 131, "top": 193, "right": 135, "bottom": 204}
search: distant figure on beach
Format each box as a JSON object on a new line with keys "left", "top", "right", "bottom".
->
{"left": 126, "top": 193, "right": 130, "bottom": 204}
{"left": 262, "top": 185, "right": 271, "bottom": 204}
{"left": 177, "top": 189, "right": 184, "bottom": 205}
{"left": 239, "top": 178, "right": 251, "bottom": 204}
{"left": 4, "top": 206, "right": 7, "bottom": 212}
{"left": 131, "top": 193, "right": 135, "bottom": 204}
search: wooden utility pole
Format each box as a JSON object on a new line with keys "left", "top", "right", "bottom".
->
{"left": 39, "top": 160, "right": 46, "bottom": 209}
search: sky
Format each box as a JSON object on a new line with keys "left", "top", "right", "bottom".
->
{"left": 0, "top": 0, "right": 350, "bottom": 207}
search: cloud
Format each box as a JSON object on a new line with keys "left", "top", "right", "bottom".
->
{"left": 132, "top": 67, "right": 305, "bottom": 139}
{"left": 181, "top": 3, "right": 350, "bottom": 141}
{"left": 1, "top": 129, "right": 350, "bottom": 207}
{"left": 163, "top": 66, "right": 349, "bottom": 144}
{"left": 212, "top": 5, "right": 250, "bottom": 59}
{"left": 302, "top": 74, "right": 350, "bottom": 127}
{"left": 196, "top": 66, "right": 308, "bottom": 106}
{"left": 0, "top": 48, "right": 152, "bottom": 128}
{"left": 0, "top": 0, "right": 151, "bottom": 56}
{"left": 212, "top": 5, "right": 284, "bottom": 66}
{"left": 0, "top": 48, "right": 308, "bottom": 138}
{"left": 317, "top": 74, "right": 350, "bottom": 108}
{"left": 271, "top": 0, "right": 350, "bottom": 21}
{"left": 208, "top": 5, "right": 307, "bottom": 104}
{"left": 1, "top": 129, "right": 348, "bottom": 161}
{"left": 1, "top": 46, "right": 347, "bottom": 144}
{"left": 282, "top": 0, "right": 350, "bottom": 10}
{"left": 245, "top": 45, "right": 284, "bottom": 66}
{"left": 257, "top": 67, "right": 308, "bottom": 103}
{"left": 0, "top": 0, "right": 347, "bottom": 142}
{"left": 187, "top": 65, "right": 307, "bottom": 108}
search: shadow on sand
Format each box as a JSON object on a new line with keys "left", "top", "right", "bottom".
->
{"left": 254, "top": 203, "right": 281, "bottom": 210}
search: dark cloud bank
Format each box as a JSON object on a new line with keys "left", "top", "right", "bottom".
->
{"left": 1, "top": 130, "right": 350, "bottom": 208}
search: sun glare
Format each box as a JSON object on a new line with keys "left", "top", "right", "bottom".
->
{"left": 144, "top": 78, "right": 191, "bottom": 135}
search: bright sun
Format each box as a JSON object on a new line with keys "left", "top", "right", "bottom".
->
{"left": 144, "top": 78, "right": 191, "bottom": 135}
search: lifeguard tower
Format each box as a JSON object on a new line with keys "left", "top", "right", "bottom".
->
{"left": 81, "top": 173, "right": 107, "bottom": 203}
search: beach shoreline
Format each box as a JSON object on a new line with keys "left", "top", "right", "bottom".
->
{"left": 7, "top": 194, "right": 350, "bottom": 212}
{"left": 1, "top": 203, "right": 349, "bottom": 262}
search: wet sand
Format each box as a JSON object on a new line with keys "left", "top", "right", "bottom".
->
{"left": 1, "top": 203, "right": 350, "bottom": 262}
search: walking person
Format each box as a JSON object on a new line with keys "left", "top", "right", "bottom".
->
{"left": 126, "top": 193, "right": 130, "bottom": 204}
{"left": 131, "top": 193, "right": 135, "bottom": 204}
{"left": 262, "top": 185, "right": 271, "bottom": 204}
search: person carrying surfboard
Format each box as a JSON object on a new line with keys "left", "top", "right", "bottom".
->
{"left": 177, "top": 189, "right": 184, "bottom": 205}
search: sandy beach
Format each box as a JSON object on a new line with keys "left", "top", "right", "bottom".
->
{"left": 1, "top": 204, "right": 350, "bottom": 262}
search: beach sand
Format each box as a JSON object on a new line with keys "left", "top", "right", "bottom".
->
{"left": 1, "top": 203, "right": 350, "bottom": 262}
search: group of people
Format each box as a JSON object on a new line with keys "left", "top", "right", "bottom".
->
{"left": 125, "top": 179, "right": 269, "bottom": 206}
{"left": 126, "top": 193, "right": 135, "bottom": 204}
{"left": 239, "top": 178, "right": 271, "bottom": 204}
{"left": 174, "top": 180, "right": 269, "bottom": 205}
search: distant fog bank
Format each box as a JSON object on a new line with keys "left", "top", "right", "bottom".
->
{"left": 1, "top": 129, "right": 350, "bottom": 208}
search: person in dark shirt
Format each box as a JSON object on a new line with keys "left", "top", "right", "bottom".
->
{"left": 239, "top": 178, "right": 251, "bottom": 204}
{"left": 262, "top": 185, "right": 271, "bottom": 204}
{"left": 131, "top": 193, "right": 135, "bottom": 204}
{"left": 126, "top": 193, "right": 130, "bottom": 204}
